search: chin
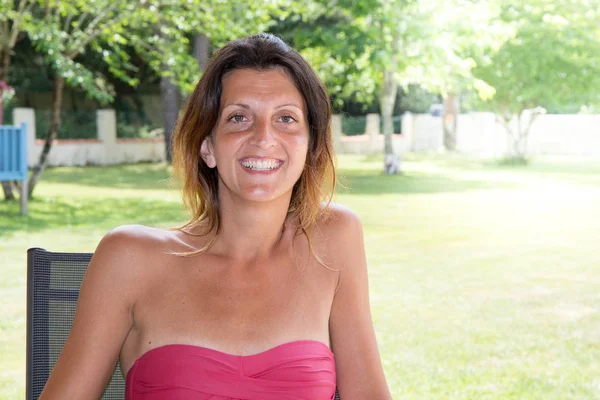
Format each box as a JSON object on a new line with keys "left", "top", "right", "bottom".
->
{"left": 242, "top": 192, "right": 284, "bottom": 203}
{"left": 239, "top": 186, "right": 292, "bottom": 204}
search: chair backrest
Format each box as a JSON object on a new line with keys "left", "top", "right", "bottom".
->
{"left": 26, "top": 248, "right": 125, "bottom": 400}
{"left": 0, "top": 123, "right": 28, "bottom": 181}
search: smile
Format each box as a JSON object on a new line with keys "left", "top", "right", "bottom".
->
{"left": 240, "top": 158, "right": 283, "bottom": 171}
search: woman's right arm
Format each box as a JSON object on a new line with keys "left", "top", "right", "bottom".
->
{"left": 39, "top": 226, "right": 146, "bottom": 399}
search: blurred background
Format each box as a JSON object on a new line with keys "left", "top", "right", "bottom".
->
{"left": 1, "top": 0, "right": 600, "bottom": 399}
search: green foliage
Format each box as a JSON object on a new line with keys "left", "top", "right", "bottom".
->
{"left": 402, "top": 0, "right": 509, "bottom": 99}
{"left": 17, "top": 0, "right": 276, "bottom": 104}
{"left": 2, "top": 101, "right": 15, "bottom": 125}
{"left": 472, "top": 0, "right": 600, "bottom": 115}
{"left": 342, "top": 116, "right": 367, "bottom": 136}
{"left": 270, "top": 0, "right": 379, "bottom": 107}
{"left": 34, "top": 109, "right": 97, "bottom": 139}
{"left": 128, "top": 0, "right": 280, "bottom": 94}
{"left": 341, "top": 115, "right": 402, "bottom": 136}
{"left": 24, "top": 0, "right": 140, "bottom": 104}
{"left": 396, "top": 84, "right": 439, "bottom": 114}
{"left": 1, "top": 86, "right": 16, "bottom": 124}
{"left": 117, "top": 123, "right": 163, "bottom": 139}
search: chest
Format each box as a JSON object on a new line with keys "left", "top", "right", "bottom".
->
{"left": 132, "top": 254, "right": 336, "bottom": 342}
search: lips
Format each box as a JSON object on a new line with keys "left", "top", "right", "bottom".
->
{"left": 239, "top": 157, "right": 283, "bottom": 171}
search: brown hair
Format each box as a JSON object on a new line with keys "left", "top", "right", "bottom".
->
{"left": 172, "top": 33, "right": 336, "bottom": 254}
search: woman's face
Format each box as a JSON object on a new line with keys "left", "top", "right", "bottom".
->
{"left": 201, "top": 68, "right": 309, "bottom": 204}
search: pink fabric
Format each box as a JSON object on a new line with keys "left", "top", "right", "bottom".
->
{"left": 125, "top": 340, "right": 336, "bottom": 400}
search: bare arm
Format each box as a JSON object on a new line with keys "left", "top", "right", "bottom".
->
{"left": 39, "top": 226, "right": 146, "bottom": 399}
{"left": 327, "top": 205, "right": 392, "bottom": 400}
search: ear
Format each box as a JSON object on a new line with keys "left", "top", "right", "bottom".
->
{"left": 200, "top": 137, "right": 217, "bottom": 168}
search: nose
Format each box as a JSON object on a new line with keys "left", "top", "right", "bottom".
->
{"left": 249, "top": 117, "right": 276, "bottom": 149}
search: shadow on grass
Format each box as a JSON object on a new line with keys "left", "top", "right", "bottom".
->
{"left": 0, "top": 196, "right": 187, "bottom": 239}
{"left": 39, "top": 163, "right": 175, "bottom": 190}
{"left": 338, "top": 170, "right": 520, "bottom": 195}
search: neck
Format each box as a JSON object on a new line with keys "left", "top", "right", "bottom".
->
{"left": 208, "top": 190, "right": 293, "bottom": 263}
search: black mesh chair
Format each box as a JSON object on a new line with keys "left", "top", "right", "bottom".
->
{"left": 26, "top": 248, "right": 125, "bottom": 399}
{"left": 26, "top": 248, "right": 341, "bottom": 400}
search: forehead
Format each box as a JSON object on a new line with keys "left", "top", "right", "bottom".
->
{"left": 220, "top": 68, "right": 305, "bottom": 109}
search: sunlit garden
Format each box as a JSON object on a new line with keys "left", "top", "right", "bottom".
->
{"left": 2, "top": 0, "right": 600, "bottom": 398}
{"left": 2, "top": 153, "right": 600, "bottom": 399}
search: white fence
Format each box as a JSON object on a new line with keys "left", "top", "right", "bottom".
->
{"left": 12, "top": 108, "right": 600, "bottom": 167}
{"left": 402, "top": 112, "right": 600, "bottom": 158}
{"left": 332, "top": 114, "right": 406, "bottom": 155}
{"left": 14, "top": 108, "right": 165, "bottom": 167}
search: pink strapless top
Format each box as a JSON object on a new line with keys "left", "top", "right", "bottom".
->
{"left": 125, "top": 340, "right": 336, "bottom": 400}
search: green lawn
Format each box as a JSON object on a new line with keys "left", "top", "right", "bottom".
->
{"left": 2, "top": 153, "right": 600, "bottom": 399}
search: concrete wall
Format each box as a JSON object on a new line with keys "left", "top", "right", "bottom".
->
{"left": 333, "top": 114, "right": 407, "bottom": 155}
{"left": 402, "top": 112, "right": 600, "bottom": 158}
{"left": 14, "top": 108, "right": 165, "bottom": 167}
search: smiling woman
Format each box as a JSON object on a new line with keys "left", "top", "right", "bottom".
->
{"left": 38, "top": 33, "right": 392, "bottom": 400}
{"left": 200, "top": 68, "right": 310, "bottom": 206}
{"left": 172, "top": 34, "right": 336, "bottom": 250}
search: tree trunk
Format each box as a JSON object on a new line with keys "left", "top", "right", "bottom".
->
{"left": 1, "top": 181, "right": 15, "bottom": 200}
{"left": 380, "top": 68, "right": 400, "bottom": 174}
{"left": 161, "top": 33, "right": 209, "bottom": 163}
{"left": 515, "top": 111, "right": 523, "bottom": 157}
{"left": 1, "top": 48, "right": 12, "bottom": 87}
{"left": 160, "top": 75, "right": 179, "bottom": 163}
{"left": 193, "top": 33, "right": 210, "bottom": 71}
{"left": 442, "top": 92, "right": 459, "bottom": 151}
{"left": 1, "top": 64, "right": 17, "bottom": 200}
{"left": 498, "top": 109, "right": 539, "bottom": 162}
{"left": 28, "top": 75, "right": 65, "bottom": 197}
{"left": 515, "top": 109, "right": 541, "bottom": 160}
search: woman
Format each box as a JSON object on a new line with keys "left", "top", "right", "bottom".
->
{"left": 40, "top": 33, "right": 392, "bottom": 400}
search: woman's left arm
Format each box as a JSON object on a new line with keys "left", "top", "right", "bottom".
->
{"left": 327, "top": 205, "right": 393, "bottom": 400}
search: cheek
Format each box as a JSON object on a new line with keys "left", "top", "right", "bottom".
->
{"left": 292, "top": 139, "right": 309, "bottom": 168}
{"left": 213, "top": 135, "right": 243, "bottom": 160}
{"left": 290, "top": 131, "right": 310, "bottom": 153}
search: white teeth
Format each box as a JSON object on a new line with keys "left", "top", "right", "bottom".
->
{"left": 241, "top": 159, "right": 280, "bottom": 170}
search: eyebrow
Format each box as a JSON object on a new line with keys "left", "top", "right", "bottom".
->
{"left": 221, "top": 103, "right": 304, "bottom": 112}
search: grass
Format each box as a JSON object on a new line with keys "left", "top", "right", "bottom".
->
{"left": 2, "top": 153, "right": 600, "bottom": 399}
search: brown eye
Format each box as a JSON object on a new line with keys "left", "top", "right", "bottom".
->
{"left": 229, "top": 114, "right": 247, "bottom": 123}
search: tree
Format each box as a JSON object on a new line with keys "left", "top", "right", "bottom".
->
{"left": 369, "top": 0, "right": 420, "bottom": 174}
{"left": 0, "top": 0, "right": 35, "bottom": 87}
{"left": 402, "top": 0, "right": 507, "bottom": 151}
{"left": 2, "top": 0, "right": 285, "bottom": 200}
{"left": 131, "top": 0, "right": 278, "bottom": 163}
{"left": 272, "top": 0, "right": 410, "bottom": 174}
{"left": 274, "top": 0, "right": 503, "bottom": 170}
{"left": 24, "top": 0, "right": 149, "bottom": 197}
{"left": 1, "top": 0, "right": 35, "bottom": 200}
{"left": 472, "top": 0, "right": 600, "bottom": 160}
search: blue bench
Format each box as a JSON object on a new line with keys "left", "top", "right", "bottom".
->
{"left": 0, "top": 122, "right": 28, "bottom": 215}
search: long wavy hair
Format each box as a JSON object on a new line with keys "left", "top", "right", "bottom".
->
{"left": 172, "top": 33, "right": 336, "bottom": 256}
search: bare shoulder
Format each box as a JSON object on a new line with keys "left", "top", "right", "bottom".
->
{"left": 317, "top": 202, "right": 363, "bottom": 236}
{"left": 94, "top": 224, "right": 171, "bottom": 263}
{"left": 38, "top": 225, "right": 175, "bottom": 399}
{"left": 87, "top": 224, "right": 169, "bottom": 294}
{"left": 313, "top": 202, "right": 364, "bottom": 271}
{"left": 89, "top": 224, "right": 177, "bottom": 290}
{"left": 98, "top": 224, "right": 170, "bottom": 250}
